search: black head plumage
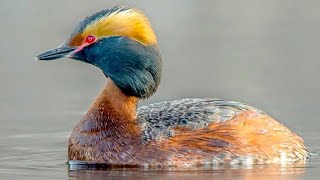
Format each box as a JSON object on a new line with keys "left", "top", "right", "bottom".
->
{"left": 72, "top": 36, "right": 162, "bottom": 99}
{"left": 37, "top": 6, "right": 162, "bottom": 98}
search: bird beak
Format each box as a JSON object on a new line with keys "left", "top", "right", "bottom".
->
{"left": 36, "top": 45, "right": 76, "bottom": 60}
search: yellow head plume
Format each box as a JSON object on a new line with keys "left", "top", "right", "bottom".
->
{"left": 68, "top": 7, "right": 157, "bottom": 47}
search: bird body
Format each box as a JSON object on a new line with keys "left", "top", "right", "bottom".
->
{"left": 37, "top": 6, "right": 309, "bottom": 167}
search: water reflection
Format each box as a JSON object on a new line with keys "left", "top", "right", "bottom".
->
{"left": 68, "top": 163, "right": 307, "bottom": 179}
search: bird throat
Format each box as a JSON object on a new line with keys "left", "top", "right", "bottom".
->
{"left": 85, "top": 79, "right": 140, "bottom": 135}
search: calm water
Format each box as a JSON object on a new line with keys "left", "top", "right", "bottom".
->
{"left": 1, "top": 0, "right": 320, "bottom": 179}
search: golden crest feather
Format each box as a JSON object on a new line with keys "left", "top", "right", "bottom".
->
{"left": 72, "top": 8, "right": 157, "bottom": 46}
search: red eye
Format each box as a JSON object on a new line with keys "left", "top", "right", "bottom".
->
{"left": 85, "top": 35, "right": 96, "bottom": 44}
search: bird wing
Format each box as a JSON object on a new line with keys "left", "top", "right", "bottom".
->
{"left": 137, "top": 98, "right": 265, "bottom": 141}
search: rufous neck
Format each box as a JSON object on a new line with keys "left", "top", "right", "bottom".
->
{"left": 89, "top": 80, "right": 138, "bottom": 122}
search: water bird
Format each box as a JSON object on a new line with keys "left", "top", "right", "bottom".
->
{"left": 37, "top": 6, "right": 309, "bottom": 167}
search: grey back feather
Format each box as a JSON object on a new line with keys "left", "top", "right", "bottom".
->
{"left": 137, "top": 98, "right": 265, "bottom": 141}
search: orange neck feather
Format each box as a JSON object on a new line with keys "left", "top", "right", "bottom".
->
{"left": 85, "top": 80, "right": 140, "bottom": 134}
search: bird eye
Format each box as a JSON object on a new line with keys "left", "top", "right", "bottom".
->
{"left": 85, "top": 35, "right": 96, "bottom": 44}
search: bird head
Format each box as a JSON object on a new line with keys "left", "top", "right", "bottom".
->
{"left": 37, "top": 6, "right": 162, "bottom": 99}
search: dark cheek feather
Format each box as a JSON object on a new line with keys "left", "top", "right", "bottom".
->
{"left": 71, "top": 37, "right": 161, "bottom": 99}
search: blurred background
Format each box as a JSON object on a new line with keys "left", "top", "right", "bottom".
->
{"left": 0, "top": 0, "right": 319, "bottom": 179}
